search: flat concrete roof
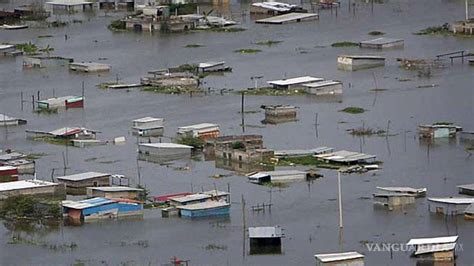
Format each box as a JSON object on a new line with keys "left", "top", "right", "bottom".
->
{"left": 256, "top": 12, "right": 318, "bottom": 24}
{"left": 314, "top": 251, "right": 364, "bottom": 262}
{"left": 268, "top": 76, "right": 323, "bottom": 86}
{"left": 0, "top": 180, "right": 58, "bottom": 192}
{"left": 56, "top": 172, "right": 110, "bottom": 181}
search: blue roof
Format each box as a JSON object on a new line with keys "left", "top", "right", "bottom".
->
{"left": 62, "top": 197, "right": 115, "bottom": 209}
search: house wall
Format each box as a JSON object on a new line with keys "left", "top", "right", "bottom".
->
{"left": 0, "top": 184, "right": 66, "bottom": 200}
{"left": 306, "top": 84, "right": 343, "bottom": 95}
{"left": 429, "top": 202, "right": 470, "bottom": 215}
{"left": 316, "top": 258, "right": 364, "bottom": 266}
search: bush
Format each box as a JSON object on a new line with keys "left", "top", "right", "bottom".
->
{"left": 177, "top": 136, "right": 204, "bottom": 149}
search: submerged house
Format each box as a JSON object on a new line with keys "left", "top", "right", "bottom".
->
{"left": 248, "top": 170, "right": 309, "bottom": 183}
{"left": 359, "top": 37, "right": 404, "bottom": 49}
{"left": 177, "top": 123, "right": 220, "bottom": 140}
{"left": 27, "top": 127, "right": 99, "bottom": 140}
{"left": 418, "top": 124, "right": 462, "bottom": 138}
{"left": 250, "top": 2, "right": 306, "bottom": 14}
{"left": 337, "top": 55, "right": 385, "bottom": 71}
{"left": 373, "top": 193, "right": 416, "bottom": 209}
{"left": 138, "top": 143, "right": 192, "bottom": 162}
{"left": 23, "top": 56, "right": 73, "bottom": 68}
{"left": 458, "top": 183, "right": 474, "bottom": 196}
{"left": 37, "top": 95, "right": 84, "bottom": 109}
{"left": 163, "top": 190, "right": 230, "bottom": 217}
{"left": 376, "top": 186, "right": 427, "bottom": 198}
{"left": 132, "top": 117, "right": 164, "bottom": 137}
{"left": 0, "top": 151, "right": 35, "bottom": 174}
{"left": 428, "top": 197, "right": 474, "bottom": 215}
{"left": 56, "top": 172, "right": 111, "bottom": 195}
{"left": 314, "top": 251, "right": 365, "bottom": 266}
{"left": 0, "top": 166, "right": 18, "bottom": 182}
{"left": 314, "top": 150, "right": 377, "bottom": 165}
{"left": 465, "top": 203, "right": 474, "bottom": 220}
{"left": 62, "top": 197, "right": 143, "bottom": 223}
{"left": 261, "top": 105, "right": 298, "bottom": 124}
{"left": 69, "top": 62, "right": 110, "bottom": 72}
{"left": 302, "top": 80, "right": 343, "bottom": 96}
{"left": 197, "top": 61, "right": 231, "bottom": 73}
{"left": 0, "top": 179, "right": 66, "bottom": 200}
{"left": 0, "top": 114, "right": 27, "bottom": 126}
{"left": 86, "top": 186, "right": 144, "bottom": 200}
{"left": 206, "top": 135, "right": 273, "bottom": 163}
{"left": 407, "top": 236, "right": 458, "bottom": 261}
{"left": 248, "top": 226, "right": 283, "bottom": 255}
{"left": 267, "top": 76, "right": 323, "bottom": 90}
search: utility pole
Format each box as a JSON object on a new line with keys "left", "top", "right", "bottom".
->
{"left": 466, "top": 0, "right": 470, "bottom": 20}
{"left": 337, "top": 171, "right": 343, "bottom": 228}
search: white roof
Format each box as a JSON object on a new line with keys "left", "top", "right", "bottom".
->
{"left": 170, "top": 193, "right": 211, "bottom": 203}
{"left": 0, "top": 44, "right": 15, "bottom": 50}
{"left": 360, "top": 37, "right": 403, "bottom": 45}
{"left": 177, "top": 201, "right": 230, "bottom": 210}
{"left": 428, "top": 197, "right": 474, "bottom": 205}
{"left": 338, "top": 55, "right": 385, "bottom": 60}
{"left": 314, "top": 251, "right": 364, "bottom": 262}
{"left": 0, "top": 180, "right": 58, "bottom": 192}
{"left": 178, "top": 123, "right": 219, "bottom": 131}
{"left": 377, "top": 187, "right": 427, "bottom": 193}
{"left": 56, "top": 171, "right": 110, "bottom": 181}
{"left": 0, "top": 166, "right": 17, "bottom": 171}
{"left": 70, "top": 62, "right": 109, "bottom": 67}
{"left": 248, "top": 226, "right": 283, "bottom": 238}
{"left": 252, "top": 2, "right": 297, "bottom": 12}
{"left": 46, "top": 1, "right": 93, "bottom": 6}
{"left": 259, "top": 170, "right": 307, "bottom": 176}
{"left": 88, "top": 186, "right": 143, "bottom": 192}
{"left": 407, "top": 236, "right": 458, "bottom": 246}
{"left": 413, "top": 243, "right": 457, "bottom": 255}
{"left": 465, "top": 203, "right": 474, "bottom": 214}
{"left": 133, "top": 117, "right": 163, "bottom": 123}
{"left": 0, "top": 114, "right": 19, "bottom": 122}
{"left": 139, "top": 143, "right": 193, "bottom": 149}
{"left": 303, "top": 80, "right": 342, "bottom": 88}
{"left": 458, "top": 183, "right": 474, "bottom": 191}
{"left": 38, "top": 96, "right": 78, "bottom": 104}
{"left": 268, "top": 76, "right": 323, "bottom": 86}
{"left": 198, "top": 61, "right": 225, "bottom": 68}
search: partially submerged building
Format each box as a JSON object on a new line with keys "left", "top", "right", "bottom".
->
{"left": 132, "top": 117, "right": 164, "bottom": 137}
{"left": 177, "top": 123, "right": 220, "bottom": 140}
{"left": 0, "top": 179, "right": 66, "bottom": 200}
{"left": 206, "top": 135, "right": 273, "bottom": 163}
{"left": 0, "top": 166, "right": 18, "bottom": 182}
{"left": 250, "top": 2, "right": 306, "bottom": 15}
{"left": 197, "top": 61, "right": 231, "bottom": 73}
{"left": 0, "top": 44, "right": 16, "bottom": 56}
{"left": 337, "top": 55, "right": 385, "bottom": 71}
{"left": 376, "top": 186, "right": 427, "bottom": 198}
{"left": 314, "top": 150, "right": 377, "bottom": 165}
{"left": 457, "top": 183, "right": 474, "bottom": 196}
{"left": 177, "top": 201, "right": 230, "bottom": 218}
{"left": 248, "top": 226, "right": 283, "bottom": 255}
{"left": 62, "top": 197, "right": 143, "bottom": 223}
{"left": 256, "top": 13, "right": 319, "bottom": 24}
{"left": 0, "top": 114, "right": 27, "bottom": 126}
{"left": 407, "top": 236, "right": 458, "bottom": 261}
{"left": 138, "top": 143, "right": 192, "bottom": 158}
{"left": 56, "top": 172, "right": 111, "bottom": 195}
{"left": 274, "top": 147, "right": 334, "bottom": 158}
{"left": 23, "top": 56, "right": 73, "bottom": 68}
{"left": 141, "top": 72, "right": 199, "bottom": 88}
{"left": 465, "top": 203, "right": 474, "bottom": 220}
{"left": 37, "top": 95, "right": 84, "bottom": 109}
{"left": 248, "top": 170, "right": 309, "bottom": 183}
{"left": 452, "top": 19, "right": 474, "bottom": 35}
{"left": 302, "top": 80, "right": 343, "bottom": 96}
{"left": 373, "top": 193, "right": 416, "bottom": 209}
{"left": 0, "top": 151, "right": 35, "bottom": 174}
{"left": 27, "top": 127, "right": 99, "bottom": 140}
{"left": 360, "top": 37, "right": 404, "bottom": 49}
{"left": 162, "top": 190, "right": 230, "bottom": 217}
{"left": 267, "top": 76, "right": 323, "bottom": 90}
{"left": 418, "top": 124, "right": 462, "bottom": 138}
{"left": 314, "top": 251, "right": 365, "bottom": 266}
{"left": 261, "top": 105, "right": 297, "bottom": 124}
{"left": 86, "top": 186, "right": 144, "bottom": 200}
{"left": 428, "top": 197, "right": 474, "bottom": 215}
{"left": 69, "top": 62, "right": 110, "bottom": 72}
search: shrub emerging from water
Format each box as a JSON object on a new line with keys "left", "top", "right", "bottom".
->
{"left": 339, "top": 107, "right": 366, "bottom": 114}
{"left": 108, "top": 19, "right": 126, "bottom": 31}
{"left": 234, "top": 48, "right": 262, "bottom": 54}
{"left": 331, "top": 41, "right": 359, "bottom": 47}
{"left": 368, "top": 31, "right": 385, "bottom": 36}
{"left": 177, "top": 136, "right": 205, "bottom": 149}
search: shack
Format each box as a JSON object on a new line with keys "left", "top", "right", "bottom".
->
{"left": 62, "top": 197, "right": 143, "bottom": 223}
{"left": 197, "top": 61, "right": 231, "bottom": 73}
{"left": 360, "top": 37, "right": 404, "bottom": 49}
{"left": 177, "top": 123, "right": 220, "bottom": 140}
{"left": 465, "top": 203, "right": 474, "bottom": 220}
{"left": 248, "top": 226, "right": 283, "bottom": 255}
{"left": 0, "top": 166, "right": 18, "bottom": 182}
{"left": 177, "top": 201, "right": 230, "bottom": 218}
{"left": 452, "top": 19, "right": 474, "bottom": 35}
{"left": 428, "top": 197, "right": 474, "bottom": 215}
{"left": 314, "top": 150, "right": 377, "bottom": 165}
{"left": 23, "top": 56, "right": 73, "bottom": 68}
{"left": 267, "top": 76, "right": 323, "bottom": 90}
{"left": 248, "top": 170, "right": 308, "bottom": 183}
{"left": 261, "top": 105, "right": 297, "bottom": 124}
{"left": 0, "top": 179, "right": 66, "bottom": 200}
{"left": 26, "top": 127, "right": 98, "bottom": 140}
{"left": 302, "top": 80, "right": 343, "bottom": 95}
{"left": 314, "top": 251, "right": 365, "bottom": 266}
{"left": 418, "top": 124, "right": 462, "bottom": 138}
{"left": 69, "top": 62, "right": 110, "bottom": 72}
{"left": 86, "top": 186, "right": 144, "bottom": 200}
{"left": 373, "top": 193, "right": 416, "bottom": 209}
{"left": 407, "top": 236, "right": 458, "bottom": 261}
{"left": 458, "top": 183, "right": 474, "bottom": 196}
{"left": 138, "top": 143, "right": 192, "bottom": 158}
{"left": 376, "top": 186, "right": 427, "bottom": 197}
{"left": 56, "top": 172, "right": 111, "bottom": 195}
{"left": 0, "top": 114, "right": 27, "bottom": 126}
{"left": 337, "top": 55, "right": 385, "bottom": 71}
{"left": 37, "top": 96, "right": 84, "bottom": 109}
{"left": 250, "top": 2, "right": 306, "bottom": 14}
{"left": 132, "top": 117, "right": 164, "bottom": 137}
{"left": 256, "top": 12, "right": 319, "bottom": 24}
{"left": 0, "top": 151, "right": 34, "bottom": 174}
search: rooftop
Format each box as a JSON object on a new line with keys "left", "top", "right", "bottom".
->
{"left": 133, "top": 117, "right": 163, "bottom": 123}
{"left": 338, "top": 55, "right": 385, "bottom": 60}
{"left": 0, "top": 44, "right": 15, "bottom": 50}
{"left": 457, "top": 184, "right": 474, "bottom": 191}
{"left": 0, "top": 180, "right": 58, "bottom": 192}
{"left": 314, "top": 150, "right": 376, "bottom": 163}
{"left": 38, "top": 96, "right": 80, "bottom": 104}
{"left": 0, "top": 114, "right": 20, "bottom": 122}
{"left": 428, "top": 197, "right": 474, "bottom": 205}
{"left": 169, "top": 193, "right": 211, "bottom": 203}
{"left": 248, "top": 226, "right": 283, "bottom": 238}
{"left": 198, "top": 61, "right": 225, "bottom": 68}
{"left": 407, "top": 236, "right": 458, "bottom": 246}
{"left": 303, "top": 80, "right": 342, "bottom": 88}
{"left": 267, "top": 76, "right": 323, "bottom": 86}
{"left": 259, "top": 170, "right": 307, "bottom": 176}
{"left": 252, "top": 2, "right": 297, "bottom": 12}
{"left": 465, "top": 203, "right": 474, "bottom": 214}
{"left": 62, "top": 197, "right": 114, "bottom": 209}
{"left": 139, "top": 143, "right": 193, "bottom": 149}
{"left": 377, "top": 187, "right": 427, "bottom": 194}
{"left": 314, "top": 251, "right": 364, "bottom": 262}
{"left": 178, "top": 123, "right": 219, "bottom": 131}
{"left": 373, "top": 193, "right": 416, "bottom": 197}
{"left": 56, "top": 171, "right": 110, "bottom": 181}
{"left": 176, "top": 201, "right": 230, "bottom": 210}
{"left": 88, "top": 186, "right": 144, "bottom": 192}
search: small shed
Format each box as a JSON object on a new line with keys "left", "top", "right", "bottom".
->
{"left": 373, "top": 193, "right": 416, "bottom": 209}
{"left": 198, "top": 61, "right": 231, "bottom": 73}
{"left": 56, "top": 172, "right": 111, "bottom": 195}
{"left": 0, "top": 179, "right": 66, "bottom": 200}
{"left": 249, "top": 170, "right": 308, "bottom": 183}
{"left": 458, "top": 184, "right": 474, "bottom": 196}
{"left": 337, "top": 55, "right": 385, "bottom": 71}
{"left": 86, "top": 186, "right": 144, "bottom": 200}
{"left": 315, "top": 150, "right": 376, "bottom": 165}
{"left": 418, "top": 124, "right": 462, "bottom": 138}
{"left": 407, "top": 236, "right": 458, "bottom": 261}
{"left": 302, "top": 80, "right": 343, "bottom": 95}
{"left": 132, "top": 117, "right": 164, "bottom": 137}
{"left": 267, "top": 76, "right": 323, "bottom": 90}
{"left": 0, "top": 114, "right": 27, "bottom": 126}
{"left": 138, "top": 143, "right": 192, "bottom": 157}
{"left": 177, "top": 123, "right": 220, "bottom": 140}
{"left": 376, "top": 186, "right": 427, "bottom": 198}
{"left": 314, "top": 251, "right": 365, "bottom": 266}
{"left": 248, "top": 226, "right": 283, "bottom": 254}
{"left": 360, "top": 37, "right": 404, "bottom": 49}
{"left": 69, "top": 62, "right": 110, "bottom": 72}
{"left": 0, "top": 44, "right": 16, "bottom": 56}
{"left": 465, "top": 203, "right": 474, "bottom": 220}
{"left": 428, "top": 197, "right": 474, "bottom": 215}
{"left": 37, "top": 95, "right": 84, "bottom": 109}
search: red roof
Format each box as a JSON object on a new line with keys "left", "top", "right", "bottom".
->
{"left": 153, "top": 192, "right": 192, "bottom": 202}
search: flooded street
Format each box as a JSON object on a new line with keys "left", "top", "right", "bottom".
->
{"left": 0, "top": 0, "right": 473, "bottom": 265}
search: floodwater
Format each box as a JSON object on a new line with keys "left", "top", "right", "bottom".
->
{"left": 0, "top": 0, "right": 473, "bottom": 265}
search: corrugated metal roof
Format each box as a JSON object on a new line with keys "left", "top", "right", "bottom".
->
{"left": 138, "top": 143, "right": 193, "bottom": 149}
{"left": 267, "top": 76, "right": 323, "bottom": 86}
{"left": 377, "top": 187, "right": 427, "bottom": 194}
{"left": 169, "top": 193, "right": 211, "bottom": 203}
{"left": 0, "top": 180, "right": 58, "bottom": 192}
{"left": 315, "top": 150, "right": 376, "bottom": 163}
{"left": 274, "top": 147, "right": 334, "bottom": 157}
{"left": 338, "top": 55, "right": 385, "bottom": 60}
{"left": 458, "top": 183, "right": 474, "bottom": 191}
{"left": 62, "top": 197, "right": 114, "bottom": 209}
{"left": 133, "top": 117, "right": 163, "bottom": 123}
{"left": 198, "top": 61, "right": 225, "bottom": 68}
{"left": 407, "top": 236, "right": 458, "bottom": 246}
{"left": 428, "top": 197, "right": 474, "bottom": 205}
{"left": 360, "top": 37, "right": 403, "bottom": 45}
{"left": 314, "top": 251, "right": 364, "bottom": 262}
{"left": 177, "top": 123, "right": 219, "bottom": 132}
{"left": 303, "top": 80, "right": 342, "bottom": 88}
{"left": 176, "top": 201, "right": 230, "bottom": 210}
{"left": 88, "top": 186, "right": 143, "bottom": 192}
{"left": 248, "top": 226, "right": 282, "bottom": 238}
{"left": 56, "top": 171, "right": 110, "bottom": 181}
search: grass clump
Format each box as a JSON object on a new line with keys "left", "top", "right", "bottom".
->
{"left": 177, "top": 136, "right": 205, "bottom": 149}
{"left": 254, "top": 40, "right": 282, "bottom": 46}
{"left": 108, "top": 19, "right": 126, "bottom": 31}
{"left": 204, "top": 244, "right": 227, "bottom": 251}
{"left": 368, "top": 31, "right": 385, "bottom": 36}
{"left": 207, "top": 27, "right": 246, "bottom": 33}
{"left": 15, "top": 42, "right": 38, "bottom": 55}
{"left": 433, "top": 121, "right": 453, "bottom": 125}
{"left": 339, "top": 107, "right": 366, "bottom": 114}
{"left": 184, "top": 43, "right": 204, "bottom": 48}
{"left": 0, "top": 195, "right": 61, "bottom": 220}
{"left": 414, "top": 24, "right": 451, "bottom": 35}
{"left": 34, "top": 108, "right": 58, "bottom": 115}
{"left": 347, "top": 127, "right": 386, "bottom": 136}
{"left": 275, "top": 156, "right": 342, "bottom": 169}
{"left": 331, "top": 41, "right": 359, "bottom": 47}
{"left": 25, "top": 152, "right": 47, "bottom": 160}
{"left": 241, "top": 87, "right": 307, "bottom": 96}
{"left": 142, "top": 85, "right": 201, "bottom": 95}
{"left": 234, "top": 48, "right": 262, "bottom": 54}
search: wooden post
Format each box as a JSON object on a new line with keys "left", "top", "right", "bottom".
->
{"left": 20, "top": 92, "right": 23, "bottom": 111}
{"left": 32, "top": 95, "right": 35, "bottom": 110}
{"left": 37, "top": 90, "right": 40, "bottom": 101}
{"left": 338, "top": 171, "right": 343, "bottom": 228}
{"left": 82, "top": 81, "right": 85, "bottom": 97}
{"left": 467, "top": 0, "right": 469, "bottom": 21}
{"left": 242, "top": 194, "right": 246, "bottom": 257}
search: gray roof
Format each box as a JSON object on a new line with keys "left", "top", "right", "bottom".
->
{"left": 373, "top": 193, "right": 416, "bottom": 198}
{"left": 360, "top": 37, "right": 403, "bottom": 45}
{"left": 56, "top": 172, "right": 110, "bottom": 181}
{"left": 465, "top": 203, "right": 474, "bottom": 214}
{"left": 248, "top": 226, "right": 283, "bottom": 238}
{"left": 88, "top": 186, "right": 143, "bottom": 192}
{"left": 458, "top": 184, "right": 474, "bottom": 191}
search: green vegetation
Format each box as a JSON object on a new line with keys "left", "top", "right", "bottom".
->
{"left": 25, "top": 152, "right": 47, "bottom": 160}
{"left": 275, "top": 155, "right": 341, "bottom": 169}
{"left": 108, "top": 19, "right": 126, "bottom": 31}
{"left": 433, "top": 121, "right": 453, "bottom": 125}
{"left": 347, "top": 127, "right": 386, "bottom": 136}
{"left": 169, "top": 3, "right": 197, "bottom": 15}
{"left": 331, "top": 41, "right": 359, "bottom": 47}
{"left": 414, "top": 24, "right": 451, "bottom": 35}
{"left": 34, "top": 108, "right": 58, "bottom": 115}
{"left": 231, "top": 141, "right": 245, "bottom": 150}
{"left": 339, "top": 107, "right": 366, "bottom": 114}
{"left": 234, "top": 48, "right": 262, "bottom": 54}
{"left": 254, "top": 40, "right": 282, "bottom": 46}
{"left": 97, "top": 82, "right": 118, "bottom": 89}
{"left": 15, "top": 42, "right": 38, "bottom": 55}
{"left": 50, "top": 21, "right": 68, "bottom": 27}
{"left": 174, "top": 63, "right": 198, "bottom": 73}
{"left": 37, "top": 35, "right": 53, "bottom": 39}
{"left": 142, "top": 85, "right": 201, "bottom": 95}
{"left": 205, "top": 27, "right": 246, "bottom": 33}
{"left": 32, "top": 136, "right": 71, "bottom": 146}
{"left": 184, "top": 43, "right": 204, "bottom": 48}
{"left": 241, "top": 87, "right": 308, "bottom": 96}
{"left": 0, "top": 195, "right": 61, "bottom": 220}
{"left": 177, "top": 136, "right": 205, "bottom": 149}
{"left": 368, "top": 31, "right": 385, "bottom": 36}
{"left": 8, "top": 234, "right": 77, "bottom": 252}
